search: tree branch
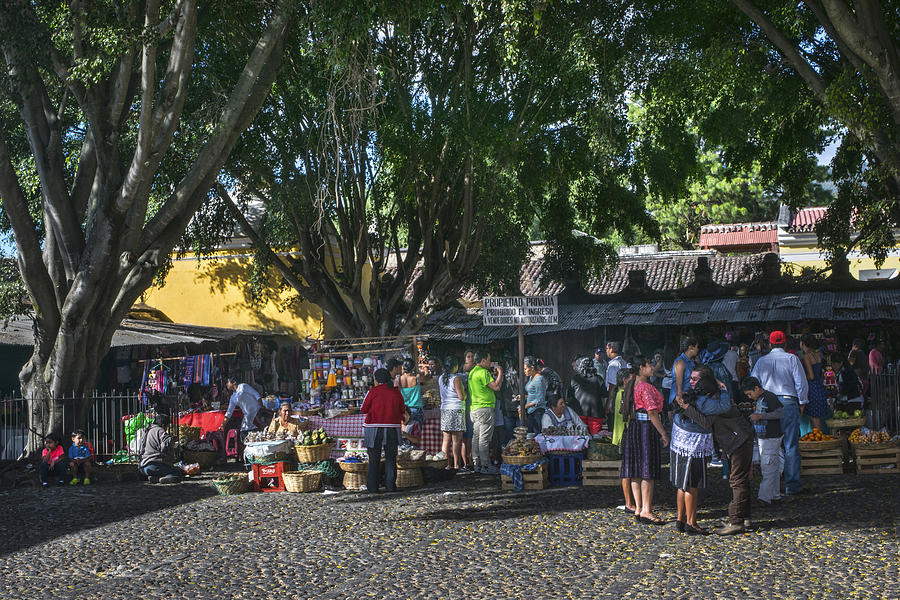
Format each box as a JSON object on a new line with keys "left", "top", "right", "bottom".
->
{"left": 0, "top": 132, "right": 58, "bottom": 323}
{"left": 730, "top": 0, "right": 828, "bottom": 101}
{"left": 137, "top": 0, "right": 290, "bottom": 253}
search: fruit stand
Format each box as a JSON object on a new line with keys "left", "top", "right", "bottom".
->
{"left": 849, "top": 428, "right": 900, "bottom": 474}
{"left": 799, "top": 430, "right": 843, "bottom": 475}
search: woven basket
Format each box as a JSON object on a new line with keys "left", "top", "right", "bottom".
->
{"left": 396, "top": 459, "right": 427, "bottom": 469}
{"left": 503, "top": 454, "right": 542, "bottom": 466}
{"left": 339, "top": 461, "right": 369, "bottom": 473}
{"left": 396, "top": 467, "right": 423, "bottom": 489}
{"left": 211, "top": 474, "right": 250, "bottom": 495}
{"left": 826, "top": 417, "right": 866, "bottom": 429}
{"left": 283, "top": 470, "right": 322, "bottom": 493}
{"left": 852, "top": 440, "right": 899, "bottom": 451}
{"left": 343, "top": 470, "right": 367, "bottom": 490}
{"left": 182, "top": 449, "right": 219, "bottom": 468}
{"left": 586, "top": 443, "right": 620, "bottom": 461}
{"left": 426, "top": 458, "right": 448, "bottom": 470}
{"left": 799, "top": 439, "right": 841, "bottom": 451}
{"left": 295, "top": 443, "right": 333, "bottom": 463}
{"left": 178, "top": 426, "right": 202, "bottom": 444}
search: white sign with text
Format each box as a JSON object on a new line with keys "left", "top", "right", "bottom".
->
{"left": 482, "top": 296, "right": 558, "bottom": 326}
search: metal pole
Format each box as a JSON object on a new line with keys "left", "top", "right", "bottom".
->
{"left": 518, "top": 325, "right": 525, "bottom": 428}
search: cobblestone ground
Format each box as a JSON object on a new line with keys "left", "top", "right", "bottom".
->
{"left": 1, "top": 468, "right": 897, "bottom": 600}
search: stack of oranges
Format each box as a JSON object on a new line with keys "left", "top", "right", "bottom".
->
{"left": 800, "top": 428, "right": 834, "bottom": 442}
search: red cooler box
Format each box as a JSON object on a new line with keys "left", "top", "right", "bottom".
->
{"left": 251, "top": 461, "right": 289, "bottom": 492}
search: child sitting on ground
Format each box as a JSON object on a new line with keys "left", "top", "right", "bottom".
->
{"left": 40, "top": 433, "right": 67, "bottom": 487}
{"left": 68, "top": 429, "right": 94, "bottom": 486}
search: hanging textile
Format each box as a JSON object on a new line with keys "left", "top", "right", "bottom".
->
{"left": 181, "top": 356, "right": 195, "bottom": 387}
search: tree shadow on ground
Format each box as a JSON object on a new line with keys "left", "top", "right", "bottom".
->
{"left": 0, "top": 476, "right": 218, "bottom": 557}
{"left": 388, "top": 471, "right": 899, "bottom": 535}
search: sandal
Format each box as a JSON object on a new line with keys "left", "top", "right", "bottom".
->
{"left": 685, "top": 524, "right": 707, "bottom": 536}
{"left": 639, "top": 515, "right": 666, "bottom": 525}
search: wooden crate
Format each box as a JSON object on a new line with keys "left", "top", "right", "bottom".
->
{"left": 800, "top": 447, "right": 844, "bottom": 475}
{"left": 854, "top": 446, "right": 900, "bottom": 475}
{"left": 501, "top": 464, "right": 549, "bottom": 491}
{"left": 582, "top": 459, "right": 621, "bottom": 486}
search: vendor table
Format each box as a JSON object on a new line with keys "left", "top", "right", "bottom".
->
{"left": 306, "top": 413, "right": 442, "bottom": 455}
{"left": 534, "top": 434, "right": 590, "bottom": 454}
{"left": 178, "top": 410, "right": 242, "bottom": 437}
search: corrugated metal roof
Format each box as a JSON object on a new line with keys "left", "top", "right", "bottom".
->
{"left": 804, "top": 292, "right": 834, "bottom": 320}
{"left": 624, "top": 302, "right": 663, "bottom": 315}
{"left": 709, "top": 298, "right": 742, "bottom": 322}
{"left": 835, "top": 291, "right": 865, "bottom": 309}
{"left": 0, "top": 316, "right": 295, "bottom": 348}
{"left": 422, "top": 289, "right": 900, "bottom": 340}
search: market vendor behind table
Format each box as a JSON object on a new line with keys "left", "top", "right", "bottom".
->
{"left": 541, "top": 390, "right": 588, "bottom": 435}
{"left": 268, "top": 401, "right": 308, "bottom": 436}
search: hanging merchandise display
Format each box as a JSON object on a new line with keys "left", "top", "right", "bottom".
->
{"left": 296, "top": 336, "right": 425, "bottom": 416}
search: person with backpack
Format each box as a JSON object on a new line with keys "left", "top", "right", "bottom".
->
{"left": 698, "top": 339, "right": 733, "bottom": 470}
{"left": 675, "top": 391, "right": 755, "bottom": 535}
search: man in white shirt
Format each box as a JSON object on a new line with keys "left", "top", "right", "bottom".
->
{"left": 723, "top": 344, "right": 739, "bottom": 384}
{"left": 219, "top": 378, "right": 262, "bottom": 441}
{"left": 604, "top": 341, "right": 628, "bottom": 416}
{"left": 750, "top": 331, "right": 808, "bottom": 495}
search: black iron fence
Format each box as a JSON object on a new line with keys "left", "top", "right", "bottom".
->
{"left": 0, "top": 392, "right": 146, "bottom": 460}
{"left": 869, "top": 373, "right": 900, "bottom": 433}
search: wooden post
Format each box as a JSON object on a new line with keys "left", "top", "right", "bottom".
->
{"left": 518, "top": 325, "right": 526, "bottom": 428}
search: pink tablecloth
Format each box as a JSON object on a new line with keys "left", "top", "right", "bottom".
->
{"left": 306, "top": 414, "right": 442, "bottom": 455}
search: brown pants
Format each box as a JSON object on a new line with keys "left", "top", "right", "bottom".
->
{"left": 727, "top": 438, "right": 754, "bottom": 525}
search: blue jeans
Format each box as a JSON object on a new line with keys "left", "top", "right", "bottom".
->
{"left": 40, "top": 461, "right": 67, "bottom": 484}
{"left": 779, "top": 396, "right": 802, "bottom": 494}
{"left": 366, "top": 427, "right": 399, "bottom": 492}
{"left": 463, "top": 409, "right": 473, "bottom": 440}
{"left": 140, "top": 463, "right": 182, "bottom": 479}
{"left": 502, "top": 415, "right": 520, "bottom": 447}
{"left": 526, "top": 408, "right": 544, "bottom": 434}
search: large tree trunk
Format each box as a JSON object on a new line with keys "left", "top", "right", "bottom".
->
{"left": 0, "top": 1, "right": 292, "bottom": 458}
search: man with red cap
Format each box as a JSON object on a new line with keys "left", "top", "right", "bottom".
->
{"left": 750, "top": 330, "right": 808, "bottom": 496}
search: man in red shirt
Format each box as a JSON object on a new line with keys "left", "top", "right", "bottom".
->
{"left": 361, "top": 368, "right": 408, "bottom": 492}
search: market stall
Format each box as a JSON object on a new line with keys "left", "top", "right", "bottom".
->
{"left": 178, "top": 410, "right": 234, "bottom": 435}
{"left": 307, "top": 412, "right": 443, "bottom": 457}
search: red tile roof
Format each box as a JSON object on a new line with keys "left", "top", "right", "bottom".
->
{"left": 698, "top": 222, "right": 778, "bottom": 250}
{"left": 788, "top": 207, "right": 827, "bottom": 232}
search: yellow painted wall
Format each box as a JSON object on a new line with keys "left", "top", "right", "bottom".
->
{"left": 779, "top": 236, "right": 900, "bottom": 280}
{"left": 143, "top": 250, "right": 325, "bottom": 339}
